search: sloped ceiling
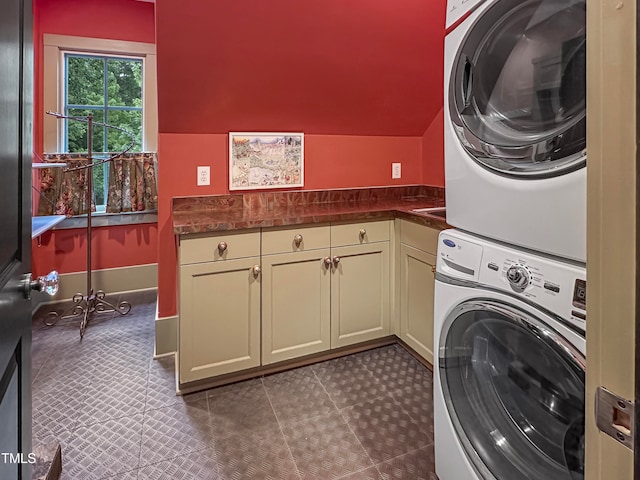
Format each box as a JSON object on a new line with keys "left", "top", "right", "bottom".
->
{"left": 156, "top": 0, "right": 445, "bottom": 136}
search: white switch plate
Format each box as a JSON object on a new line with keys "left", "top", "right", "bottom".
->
{"left": 197, "top": 166, "right": 210, "bottom": 186}
{"left": 392, "top": 163, "right": 401, "bottom": 179}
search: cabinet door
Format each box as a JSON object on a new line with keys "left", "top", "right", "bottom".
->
{"left": 179, "top": 257, "right": 261, "bottom": 384}
{"left": 400, "top": 244, "right": 436, "bottom": 364}
{"left": 262, "top": 249, "right": 331, "bottom": 364}
{"left": 330, "top": 242, "right": 390, "bottom": 348}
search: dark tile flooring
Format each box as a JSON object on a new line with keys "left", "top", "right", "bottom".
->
{"left": 32, "top": 290, "right": 436, "bottom": 480}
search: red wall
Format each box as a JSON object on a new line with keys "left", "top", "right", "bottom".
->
{"left": 422, "top": 107, "right": 445, "bottom": 186}
{"left": 156, "top": 133, "right": 422, "bottom": 317}
{"left": 33, "top": 224, "right": 158, "bottom": 276}
{"left": 32, "top": 0, "right": 157, "bottom": 277}
{"left": 155, "top": 0, "right": 447, "bottom": 318}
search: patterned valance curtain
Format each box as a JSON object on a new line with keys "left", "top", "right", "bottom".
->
{"left": 106, "top": 153, "right": 158, "bottom": 213}
{"left": 38, "top": 154, "right": 95, "bottom": 216}
{"left": 37, "top": 152, "right": 158, "bottom": 216}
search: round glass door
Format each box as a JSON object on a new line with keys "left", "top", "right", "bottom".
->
{"left": 439, "top": 300, "right": 585, "bottom": 480}
{"left": 450, "top": 0, "right": 586, "bottom": 177}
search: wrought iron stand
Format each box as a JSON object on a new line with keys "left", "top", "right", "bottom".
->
{"left": 44, "top": 112, "right": 132, "bottom": 338}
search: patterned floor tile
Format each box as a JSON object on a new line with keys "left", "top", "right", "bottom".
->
{"left": 342, "top": 396, "right": 430, "bottom": 464}
{"left": 282, "top": 410, "right": 373, "bottom": 479}
{"left": 338, "top": 466, "right": 383, "bottom": 479}
{"left": 102, "top": 469, "right": 139, "bottom": 480}
{"left": 214, "top": 429, "right": 300, "bottom": 480}
{"left": 207, "top": 379, "right": 280, "bottom": 439}
{"left": 62, "top": 414, "right": 143, "bottom": 480}
{"left": 146, "top": 356, "right": 206, "bottom": 411}
{"left": 77, "top": 373, "right": 149, "bottom": 426}
{"left": 32, "top": 379, "right": 87, "bottom": 443}
{"left": 139, "top": 399, "right": 213, "bottom": 467}
{"left": 358, "top": 346, "right": 430, "bottom": 395}
{"left": 263, "top": 367, "right": 337, "bottom": 424}
{"left": 390, "top": 383, "right": 434, "bottom": 440}
{"left": 313, "top": 355, "right": 388, "bottom": 409}
{"left": 137, "top": 447, "right": 219, "bottom": 480}
{"left": 376, "top": 445, "right": 436, "bottom": 480}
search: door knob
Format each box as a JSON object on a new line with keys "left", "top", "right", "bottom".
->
{"left": 252, "top": 265, "right": 262, "bottom": 277}
{"left": 332, "top": 256, "right": 340, "bottom": 267}
{"left": 217, "top": 241, "right": 228, "bottom": 254}
{"left": 293, "top": 234, "right": 303, "bottom": 247}
{"left": 323, "top": 257, "right": 332, "bottom": 268}
{"left": 22, "top": 270, "right": 58, "bottom": 300}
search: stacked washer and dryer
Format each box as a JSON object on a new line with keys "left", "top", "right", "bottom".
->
{"left": 434, "top": 0, "right": 587, "bottom": 479}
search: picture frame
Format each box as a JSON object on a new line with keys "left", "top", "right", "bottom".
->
{"left": 229, "top": 132, "right": 304, "bottom": 190}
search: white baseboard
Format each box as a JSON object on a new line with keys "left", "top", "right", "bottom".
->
{"left": 155, "top": 302, "right": 177, "bottom": 356}
{"left": 32, "top": 263, "right": 158, "bottom": 311}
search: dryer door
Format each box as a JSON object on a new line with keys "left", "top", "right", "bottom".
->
{"left": 439, "top": 299, "right": 585, "bottom": 480}
{"left": 449, "top": 0, "right": 586, "bottom": 178}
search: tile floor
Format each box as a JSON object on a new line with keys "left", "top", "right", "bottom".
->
{"left": 31, "top": 290, "right": 436, "bottom": 479}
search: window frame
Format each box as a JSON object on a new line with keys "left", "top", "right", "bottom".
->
{"left": 42, "top": 34, "right": 158, "bottom": 219}
{"left": 44, "top": 34, "right": 157, "bottom": 152}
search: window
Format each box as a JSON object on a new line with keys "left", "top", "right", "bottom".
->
{"left": 43, "top": 34, "right": 158, "bottom": 214}
{"left": 64, "top": 53, "right": 144, "bottom": 210}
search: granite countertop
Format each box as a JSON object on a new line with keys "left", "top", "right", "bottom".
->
{"left": 172, "top": 185, "right": 449, "bottom": 235}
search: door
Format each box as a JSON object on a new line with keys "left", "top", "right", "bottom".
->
{"left": 330, "top": 242, "right": 390, "bottom": 348}
{"left": 399, "top": 244, "right": 436, "bottom": 364}
{"left": 439, "top": 300, "right": 586, "bottom": 480}
{"left": 179, "top": 258, "right": 261, "bottom": 384}
{"left": 450, "top": 0, "right": 586, "bottom": 177}
{"left": 0, "top": 0, "right": 33, "bottom": 478}
{"left": 262, "top": 250, "right": 331, "bottom": 365}
{"left": 584, "top": 0, "right": 636, "bottom": 478}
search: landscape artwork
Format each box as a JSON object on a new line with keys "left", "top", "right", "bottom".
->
{"left": 229, "top": 132, "right": 304, "bottom": 190}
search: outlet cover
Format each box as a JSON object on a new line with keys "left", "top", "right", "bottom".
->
{"left": 197, "top": 166, "right": 210, "bottom": 186}
{"left": 392, "top": 163, "right": 401, "bottom": 179}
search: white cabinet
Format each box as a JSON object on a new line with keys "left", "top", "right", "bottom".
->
{"left": 330, "top": 242, "right": 390, "bottom": 348}
{"left": 398, "top": 220, "right": 439, "bottom": 364}
{"left": 262, "top": 225, "right": 332, "bottom": 365}
{"left": 178, "top": 230, "right": 261, "bottom": 384}
{"left": 177, "top": 220, "right": 393, "bottom": 384}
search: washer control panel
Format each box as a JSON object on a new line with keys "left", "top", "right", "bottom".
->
{"left": 437, "top": 230, "right": 586, "bottom": 332}
{"left": 506, "top": 264, "right": 530, "bottom": 292}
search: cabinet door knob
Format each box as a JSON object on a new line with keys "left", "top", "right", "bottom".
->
{"left": 432, "top": 264, "right": 436, "bottom": 274}
{"left": 359, "top": 228, "right": 366, "bottom": 237}
{"left": 332, "top": 256, "right": 340, "bottom": 267}
{"left": 293, "top": 234, "right": 303, "bottom": 247}
{"left": 323, "top": 257, "right": 332, "bottom": 268}
{"left": 217, "top": 241, "right": 228, "bottom": 253}
{"left": 252, "top": 265, "right": 262, "bottom": 276}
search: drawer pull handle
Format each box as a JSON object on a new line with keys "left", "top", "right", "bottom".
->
{"left": 252, "top": 265, "right": 262, "bottom": 276}
{"left": 332, "top": 256, "right": 341, "bottom": 267}
{"left": 323, "top": 257, "right": 332, "bottom": 268}
{"left": 217, "top": 241, "right": 228, "bottom": 253}
{"left": 294, "top": 234, "right": 303, "bottom": 247}
{"left": 359, "top": 228, "right": 366, "bottom": 237}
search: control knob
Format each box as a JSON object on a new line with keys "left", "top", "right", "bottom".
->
{"left": 506, "top": 264, "right": 530, "bottom": 291}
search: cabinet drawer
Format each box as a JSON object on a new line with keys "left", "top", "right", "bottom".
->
{"left": 400, "top": 220, "right": 439, "bottom": 254}
{"left": 262, "top": 224, "right": 330, "bottom": 255}
{"left": 331, "top": 220, "right": 390, "bottom": 247}
{"left": 179, "top": 229, "right": 260, "bottom": 265}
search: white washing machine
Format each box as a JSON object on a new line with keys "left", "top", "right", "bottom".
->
{"left": 444, "top": 0, "right": 587, "bottom": 262}
{"left": 433, "top": 229, "right": 586, "bottom": 480}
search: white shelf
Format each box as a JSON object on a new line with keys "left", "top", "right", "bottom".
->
{"left": 32, "top": 215, "right": 66, "bottom": 238}
{"left": 33, "top": 163, "right": 67, "bottom": 169}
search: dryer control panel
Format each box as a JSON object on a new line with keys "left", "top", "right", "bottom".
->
{"left": 437, "top": 229, "right": 586, "bottom": 332}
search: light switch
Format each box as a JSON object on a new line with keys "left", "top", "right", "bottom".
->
{"left": 197, "top": 166, "right": 210, "bottom": 186}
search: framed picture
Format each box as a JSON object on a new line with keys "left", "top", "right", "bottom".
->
{"left": 229, "top": 132, "right": 304, "bottom": 190}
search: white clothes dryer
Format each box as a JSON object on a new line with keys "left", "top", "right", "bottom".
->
{"left": 433, "top": 229, "right": 586, "bottom": 480}
{"left": 444, "top": 0, "right": 587, "bottom": 262}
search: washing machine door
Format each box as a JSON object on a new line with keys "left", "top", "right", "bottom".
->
{"left": 449, "top": 0, "right": 586, "bottom": 178}
{"left": 439, "top": 299, "right": 585, "bottom": 480}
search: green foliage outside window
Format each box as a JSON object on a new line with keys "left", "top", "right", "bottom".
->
{"left": 65, "top": 54, "right": 143, "bottom": 207}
